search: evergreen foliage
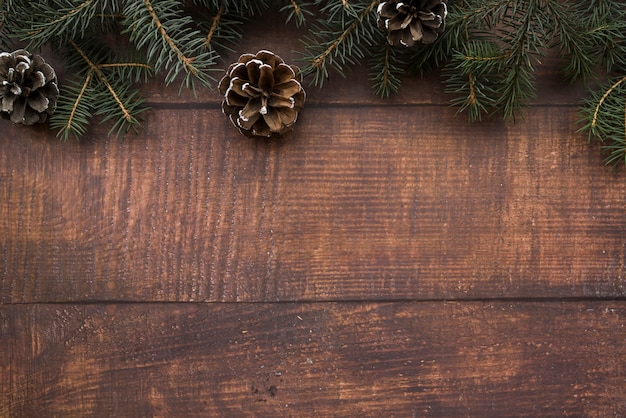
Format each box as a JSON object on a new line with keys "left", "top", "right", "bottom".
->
{"left": 1, "top": 0, "right": 264, "bottom": 139}
{"left": 576, "top": 2, "right": 626, "bottom": 166}
{"left": 0, "top": 0, "right": 14, "bottom": 50}
{"left": 579, "top": 75, "right": 626, "bottom": 166}
{"left": 296, "top": 0, "right": 380, "bottom": 88}
{"left": 0, "top": 0, "right": 625, "bottom": 165}
{"left": 293, "top": 0, "right": 626, "bottom": 164}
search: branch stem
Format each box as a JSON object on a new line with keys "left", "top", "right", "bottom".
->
{"left": 312, "top": 1, "right": 378, "bottom": 69}
{"left": 28, "top": 0, "right": 95, "bottom": 36}
{"left": 290, "top": 0, "right": 302, "bottom": 17}
{"left": 592, "top": 75, "right": 626, "bottom": 129}
{"left": 204, "top": 2, "right": 224, "bottom": 48}
{"left": 66, "top": 71, "right": 93, "bottom": 132}
{"left": 143, "top": 0, "right": 197, "bottom": 75}
{"left": 69, "top": 39, "right": 133, "bottom": 121}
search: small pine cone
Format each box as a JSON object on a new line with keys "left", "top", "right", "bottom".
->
{"left": 0, "top": 49, "right": 59, "bottom": 125}
{"left": 219, "top": 50, "right": 306, "bottom": 138}
{"left": 377, "top": 0, "right": 448, "bottom": 47}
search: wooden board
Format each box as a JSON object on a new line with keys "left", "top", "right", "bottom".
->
{"left": 1, "top": 104, "right": 624, "bottom": 302}
{"left": 1, "top": 302, "right": 625, "bottom": 417}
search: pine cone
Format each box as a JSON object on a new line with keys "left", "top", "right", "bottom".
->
{"left": 219, "top": 50, "right": 306, "bottom": 138}
{"left": 377, "top": 0, "right": 448, "bottom": 47}
{"left": 0, "top": 49, "right": 59, "bottom": 125}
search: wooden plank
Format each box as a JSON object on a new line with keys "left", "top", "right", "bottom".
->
{"left": 1, "top": 105, "right": 624, "bottom": 302}
{"left": 1, "top": 302, "right": 624, "bottom": 416}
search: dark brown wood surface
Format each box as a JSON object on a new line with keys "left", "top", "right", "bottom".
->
{"left": 1, "top": 15, "right": 625, "bottom": 417}
{"left": 2, "top": 302, "right": 625, "bottom": 417}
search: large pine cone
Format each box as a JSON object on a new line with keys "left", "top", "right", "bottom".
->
{"left": 0, "top": 49, "right": 59, "bottom": 125}
{"left": 219, "top": 50, "right": 306, "bottom": 137}
{"left": 377, "top": 0, "right": 447, "bottom": 47}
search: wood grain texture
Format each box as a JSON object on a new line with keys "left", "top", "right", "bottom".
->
{"left": 1, "top": 302, "right": 624, "bottom": 417}
{"left": 1, "top": 105, "right": 624, "bottom": 302}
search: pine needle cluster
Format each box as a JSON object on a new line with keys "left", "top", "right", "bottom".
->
{"left": 1, "top": 0, "right": 271, "bottom": 140}
{"left": 291, "top": 0, "right": 626, "bottom": 165}
{"left": 576, "top": 2, "right": 626, "bottom": 166}
{"left": 1, "top": 1, "right": 625, "bottom": 165}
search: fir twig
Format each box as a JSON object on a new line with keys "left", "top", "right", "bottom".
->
{"left": 369, "top": 39, "right": 404, "bottom": 98}
{"left": 195, "top": 1, "right": 246, "bottom": 54}
{"left": 542, "top": 0, "right": 595, "bottom": 83}
{"left": 444, "top": 40, "right": 503, "bottom": 121}
{"left": 279, "top": 0, "right": 314, "bottom": 27}
{"left": 51, "top": 39, "right": 151, "bottom": 140}
{"left": 51, "top": 73, "right": 95, "bottom": 141}
{"left": 203, "top": 2, "right": 225, "bottom": 48}
{"left": 122, "top": 0, "right": 218, "bottom": 90}
{"left": 579, "top": 75, "right": 626, "bottom": 166}
{"left": 495, "top": 0, "right": 542, "bottom": 121}
{"left": 576, "top": 2, "right": 626, "bottom": 165}
{"left": 298, "top": 0, "right": 380, "bottom": 88}
{"left": 13, "top": 0, "right": 118, "bottom": 50}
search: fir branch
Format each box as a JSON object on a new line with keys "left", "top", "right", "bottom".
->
{"left": 442, "top": 0, "right": 548, "bottom": 122}
{"left": 122, "top": 0, "right": 218, "bottom": 90}
{"left": 495, "top": 1, "right": 541, "bottom": 121}
{"left": 51, "top": 39, "right": 151, "bottom": 140}
{"left": 279, "top": 0, "right": 315, "bottom": 27}
{"left": 69, "top": 72, "right": 93, "bottom": 128}
{"left": 143, "top": 0, "right": 199, "bottom": 76}
{"left": 456, "top": 0, "right": 513, "bottom": 28}
{"left": 94, "top": 82, "right": 148, "bottom": 137}
{"left": 583, "top": 1, "right": 626, "bottom": 73}
{"left": 70, "top": 39, "right": 135, "bottom": 123}
{"left": 568, "top": 2, "right": 626, "bottom": 166}
{"left": 203, "top": 2, "right": 225, "bottom": 48}
{"left": 51, "top": 73, "right": 95, "bottom": 141}
{"left": 444, "top": 40, "right": 503, "bottom": 121}
{"left": 196, "top": 1, "right": 245, "bottom": 54}
{"left": 12, "top": 0, "right": 114, "bottom": 49}
{"left": 98, "top": 62, "right": 152, "bottom": 71}
{"left": 591, "top": 76, "right": 626, "bottom": 130}
{"left": 369, "top": 39, "right": 404, "bottom": 98}
{"left": 542, "top": 0, "right": 595, "bottom": 83}
{"left": 299, "top": 0, "right": 380, "bottom": 87}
